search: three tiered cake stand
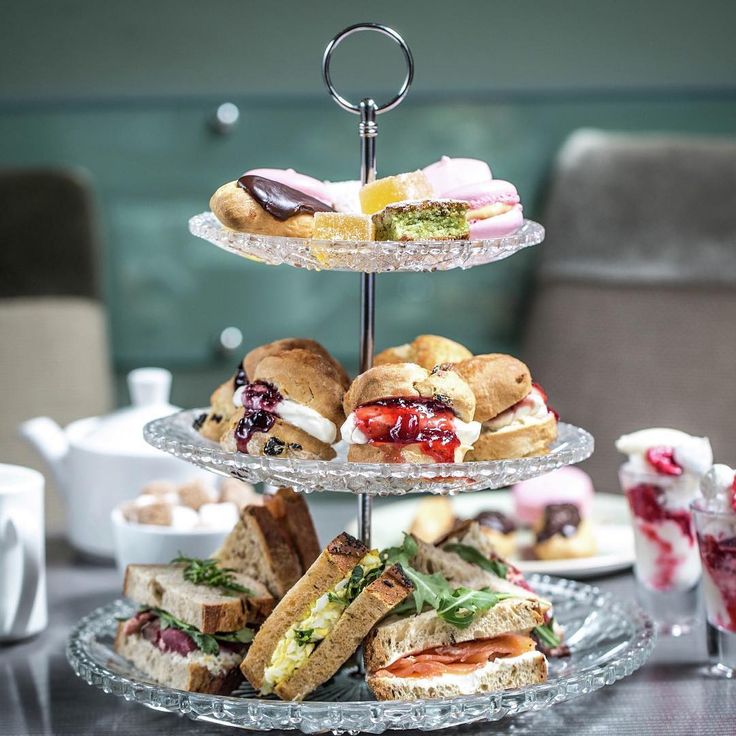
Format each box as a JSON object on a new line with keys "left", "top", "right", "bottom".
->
{"left": 67, "top": 24, "right": 655, "bottom": 734}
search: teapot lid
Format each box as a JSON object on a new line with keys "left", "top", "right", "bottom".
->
{"left": 72, "top": 368, "right": 179, "bottom": 455}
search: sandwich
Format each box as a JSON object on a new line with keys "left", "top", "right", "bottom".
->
{"left": 340, "top": 363, "right": 481, "bottom": 464}
{"left": 242, "top": 532, "right": 413, "bottom": 701}
{"left": 374, "top": 334, "right": 472, "bottom": 371}
{"left": 115, "top": 559, "right": 272, "bottom": 694}
{"left": 412, "top": 524, "right": 565, "bottom": 654}
{"left": 451, "top": 354, "right": 558, "bottom": 461}
{"left": 215, "top": 489, "right": 320, "bottom": 599}
{"left": 220, "top": 348, "right": 346, "bottom": 460}
{"left": 364, "top": 598, "right": 547, "bottom": 699}
{"left": 194, "top": 337, "right": 349, "bottom": 443}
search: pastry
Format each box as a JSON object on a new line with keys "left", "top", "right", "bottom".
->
{"left": 512, "top": 467, "right": 595, "bottom": 527}
{"left": 374, "top": 334, "right": 472, "bottom": 371}
{"left": 358, "top": 171, "right": 433, "bottom": 215}
{"left": 244, "top": 168, "right": 333, "bottom": 205}
{"left": 408, "top": 496, "right": 456, "bottom": 543}
{"left": 220, "top": 348, "right": 345, "bottom": 461}
{"left": 445, "top": 180, "right": 523, "bottom": 239}
{"left": 210, "top": 175, "right": 334, "bottom": 237}
{"left": 243, "top": 337, "right": 350, "bottom": 390}
{"left": 422, "top": 155, "right": 492, "bottom": 196}
{"left": 323, "top": 180, "right": 362, "bottom": 214}
{"left": 452, "top": 354, "right": 558, "bottom": 461}
{"left": 340, "top": 363, "right": 481, "bottom": 464}
{"left": 372, "top": 199, "right": 469, "bottom": 241}
{"left": 312, "top": 212, "right": 374, "bottom": 241}
{"left": 533, "top": 503, "right": 596, "bottom": 560}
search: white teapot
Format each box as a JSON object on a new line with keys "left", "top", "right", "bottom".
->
{"left": 19, "top": 368, "right": 209, "bottom": 558}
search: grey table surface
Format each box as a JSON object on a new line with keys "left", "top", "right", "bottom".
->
{"left": 2, "top": 495, "right": 734, "bottom": 736}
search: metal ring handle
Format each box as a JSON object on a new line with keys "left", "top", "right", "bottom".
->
{"left": 322, "top": 23, "right": 414, "bottom": 115}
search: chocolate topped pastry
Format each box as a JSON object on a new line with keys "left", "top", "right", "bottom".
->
{"left": 475, "top": 510, "right": 517, "bottom": 535}
{"left": 533, "top": 503, "right": 596, "bottom": 560}
{"left": 237, "top": 175, "right": 334, "bottom": 221}
{"left": 536, "top": 504, "right": 581, "bottom": 543}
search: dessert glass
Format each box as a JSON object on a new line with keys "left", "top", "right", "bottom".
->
{"left": 691, "top": 498, "right": 736, "bottom": 677}
{"left": 619, "top": 464, "right": 701, "bottom": 635}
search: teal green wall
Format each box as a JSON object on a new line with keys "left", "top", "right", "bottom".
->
{"left": 2, "top": 1, "right": 736, "bottom": 391}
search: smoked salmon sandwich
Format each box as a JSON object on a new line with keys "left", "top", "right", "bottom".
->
{"left": 363, "top": 594, "right": 548, "bottom": 699}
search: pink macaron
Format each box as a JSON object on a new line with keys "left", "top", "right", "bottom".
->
{"left": 512, "top": 467, "right": 595, "bottom": 526}
{"left": 422, "top": 156, "right": 492, "bottom": 196}
{"left": 445, "top": 179, "right": 523, "bottom": 238}
{"left": 243, "top": 168, "right": 333, "bottom": 206}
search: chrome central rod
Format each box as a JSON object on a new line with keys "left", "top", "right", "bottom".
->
{"left": 356, "top": 98, "right": 378, "bottom": 547}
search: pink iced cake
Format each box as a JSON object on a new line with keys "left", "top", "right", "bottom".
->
{"left": 512, "top": 466, "right": 594, "bottom": 526}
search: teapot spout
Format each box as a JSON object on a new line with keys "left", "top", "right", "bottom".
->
{"left": 18, "top": 416, "right": 70, "bottom": 496}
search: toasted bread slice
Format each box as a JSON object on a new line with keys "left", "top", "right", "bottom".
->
{"left": 264, "top": 488, "right": 321, "bottom": 572}
{"left": 410, "top": 536, "right": 546, "bottom": 607}
{"left": 363, "top": 597, "right": 545, "bottom": 674}
{"left": 241, "top": 532, "right": 369, "bottom": 692}
{"left": 215, "top": 505, "right": 301, "bottom": 599}
{"left": 275, "top": 564, "right": 413, "bottom": 701}
{"left": 114, "top": 623, "right": 243, "bottom": 694}
{"left": 123, "top": 564, "right": 273, "bottom": 633}
{"left": 367, "top": 649, "right": 547, "bottom": 700}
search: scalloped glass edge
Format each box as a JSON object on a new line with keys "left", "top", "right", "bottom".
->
{"left": 143, "top": 411, "right": 594, "bottom": 496}
{"left": 189, "top": 212, "right": 545, "bottom": 273}
{"left": 66, "top": 576, "right": 656, "bottom": 735}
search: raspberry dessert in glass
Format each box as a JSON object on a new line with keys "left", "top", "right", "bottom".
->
{"left": 616, "top": 428, "right": 713, "bottom": 635}
{"left": 691, "top": 464, "right": 736, "bottom": 677}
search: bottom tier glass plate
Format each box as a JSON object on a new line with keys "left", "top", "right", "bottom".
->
{"left": 143, "top": 411, "right": 594, "bottom": 495}
{"left": 67, "top": 576, "right": 654, "bottom": 734}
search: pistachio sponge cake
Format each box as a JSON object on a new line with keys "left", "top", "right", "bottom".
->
{"left": 372, "top": 200, "right": 469, "bottom": 241}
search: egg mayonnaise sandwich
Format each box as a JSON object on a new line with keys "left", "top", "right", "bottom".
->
{"left": 241, "top": 532, "right": 413, "bottom": 701}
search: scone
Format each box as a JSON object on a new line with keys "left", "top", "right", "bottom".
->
{"left": 195, "top": 339, "right": 349, "bottom": 443}
{"left": 533, "top": 504, "right": 596, "bottom": 560}
{"left": 340, "top": 363, "right": 481, "bottom": 464}
{"left": 452, "top": 355, "right": 558, "bottom": 461}
{"left": 374, "top": 334, "right": 472, "bottom": 371}
{"left": 220, "top": 349, "right": 345, "bottom": 460}
{"left": 210, "top": 175, "right": 334, "bottom": 237}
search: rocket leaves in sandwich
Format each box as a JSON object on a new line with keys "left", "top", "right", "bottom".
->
{"left": 151, "top": 608, "right": 253, "bottom": 656}
{"left": 436, "top": 588, "right": 515, "bottom": 629}
{"left": 381, "top": 534, "right": 517, "bottom": 627}
{"left": 532, "top": 621, "right": 561, "bottom": 649}
{"left": 171, "top": 554, "right": 253, "bottom": 596}
{"left": 442, "top": 543, "right": 508, "bottom": 579}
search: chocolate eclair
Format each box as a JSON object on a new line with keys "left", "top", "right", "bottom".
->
{"left": 220, "top": 349, "right": 345, "bottom": 461}
{"left": 210, "top": 175, "right": 335, "bottom": 238}
{"left": 533, "top": 503, "right": 596, "bottom": 560}
{"left": 340, "top": 363, "right": 481, "bottom": 464}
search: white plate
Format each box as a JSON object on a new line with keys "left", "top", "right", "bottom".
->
{"left": 347, "top": 490, "right": 634, "bottom": 579}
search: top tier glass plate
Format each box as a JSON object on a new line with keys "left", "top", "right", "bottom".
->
{"left": 67, "top": 575, "right": 655, "bottom": 734}
{"left": 189, "top": 212, "right": 545, "bottom": 273}
{"left": 144, "top": 410, "right": 594, "bottom": 496}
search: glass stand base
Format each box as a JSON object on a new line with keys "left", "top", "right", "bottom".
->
{"left": 635, "top": 583, "right": 700, "bottom": 637}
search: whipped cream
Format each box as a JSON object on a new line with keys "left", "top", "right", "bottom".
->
{"left": 700, "top": 464, "right": 736, "bottom": 513}
{"left": 484, "top": 386, "right": 549, "bottom": 432}
{"left": 340, "top": 412, "right": 481, "bottom": 452}
{"left": 233, "top": 387, "right": 336, "bottom": 444}
{"left": 615, "top": 428, "right": 713, "bottom": 477}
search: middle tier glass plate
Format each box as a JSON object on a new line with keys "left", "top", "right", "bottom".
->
{"left": 189, "top": 212, "right": 545, "bottom": 273}
{"left": 144, "top": 410, "right": 594, "bottom": 495}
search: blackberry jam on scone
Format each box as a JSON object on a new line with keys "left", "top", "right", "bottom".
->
{"left": 340, "top": 363, "right": 481, "bottom": 464}
{"left": 221, "top": 348, "right": 345, "bottom": 461}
